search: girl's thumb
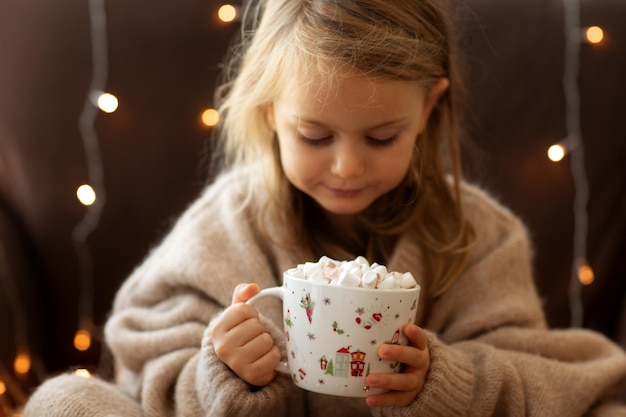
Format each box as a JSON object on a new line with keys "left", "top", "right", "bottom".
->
{"left": 231, "top": 283, "right": 260, "bottom": 304}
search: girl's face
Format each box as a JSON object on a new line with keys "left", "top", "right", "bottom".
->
{"left": 269, "top": 72, "right": 447, "bottom": 224}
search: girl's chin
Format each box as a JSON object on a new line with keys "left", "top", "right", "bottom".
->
{"left": 306, "top": 190, "right": 377, "bottom": 216}
{"left": 318, "top": 202, "right": 369, "bottom": 217}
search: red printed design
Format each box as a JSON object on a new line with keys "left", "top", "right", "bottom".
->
{"left": 300, "top": 293, "right": 314, "bottom": 323}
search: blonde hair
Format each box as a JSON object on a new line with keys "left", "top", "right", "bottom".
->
{"left": 214, "top": 0, "right": 475, "bottom": 301}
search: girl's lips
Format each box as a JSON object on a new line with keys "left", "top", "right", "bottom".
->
{"left": 326, "top": 186, "right": 364, "bottom": 198}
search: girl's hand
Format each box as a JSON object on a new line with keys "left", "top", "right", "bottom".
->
{"left": 211, "top": 283, "right": 282, "bottom": 387}
{"left": 365, "top": 324, "right": 430, "bottom": 408}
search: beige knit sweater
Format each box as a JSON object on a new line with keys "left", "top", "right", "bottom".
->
{"left": 24, "top": 168, "right": 626, "bottom": 417}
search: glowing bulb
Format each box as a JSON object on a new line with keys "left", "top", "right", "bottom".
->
{"left": 97, "top": 92, "right": 119, "bottom": 113}
{"left": 201, "top": 108, "right": 220, "bottom": 127}
{"left": 547, "top": 144, "right": 566, "bottom": 162}
{"left": 585, "top": 26, "right": 604, "bottom": 44}
{"left": 76, "top": 184, "right": 96, "bottom": 206}
{"left": 73, "top": 368, "right": 92, "bottom": 378}
{"left": 14, "top": 352, "right": 31, "bottom": 375}
{"left": 74, "top": 329, "right": 92, "bottom": 351}
{"left": 577, "top": 260, "right": 595, "bottom": 285}
{"left": 0, "top": 380, "right": 6, "bottom": 395}
{"left": 218, "top": 4, "right": 237, "bottom": 23}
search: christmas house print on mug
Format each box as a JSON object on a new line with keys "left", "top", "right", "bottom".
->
{"left": 320, "top": 347, "right": 368, "bottom": 378}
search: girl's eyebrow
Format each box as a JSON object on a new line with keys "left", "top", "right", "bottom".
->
{"left": 294, "top": 116, "right": 409, "bottom": 130}
{"left": 365, "top": 119, "right": 409, "bottom": 129}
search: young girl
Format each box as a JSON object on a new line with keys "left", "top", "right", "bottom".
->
{"left": 24, "top": 0, "right": 626, "bottom": 416}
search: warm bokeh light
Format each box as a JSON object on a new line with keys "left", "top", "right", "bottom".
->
{"left": 218, "top": 4, "right": 237, "bottom": 23}
{"left": 74, "top": 329, "right": 92, "bottom": 351}
{"left": 0, "top": 379, "right": 6, "bottom": 396}
{"left": 73, "top": 368, "right": 92, "bottom": 379}
{"left": 585, "top": 26, "right": 604, "bottom": 44}
{"left": 97, "top": 92, "right": 119, "bottom": 113}
{"left": 547, "top": 144, "right": 566, "bottom": 162}
{"left": 577, "top": 260, "right": 595, "bottom": 285}
{"left": 201, "top": 108, "right": 220, "bottom": 127}
{"left": 76, "top": 184, "right": 97, "bottom": 206}
{"left": 14, "top": 352, "right": 31, "bottom": 375}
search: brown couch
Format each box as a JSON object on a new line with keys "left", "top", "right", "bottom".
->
{"left": 1, "top": 0, "right": 624, "bottom": 409}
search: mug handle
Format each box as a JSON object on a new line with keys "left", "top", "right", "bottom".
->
{"left": 246, "top": 287, "right": 290, "bottom": 374}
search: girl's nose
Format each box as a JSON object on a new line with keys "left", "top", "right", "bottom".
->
{"left": 330, "top": 145, "right": 365, "bottom": 179}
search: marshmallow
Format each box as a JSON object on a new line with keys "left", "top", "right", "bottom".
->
{"left": 400, "top": 272, "right": 417, "bottom": 289}
{"left": 362, "top": 270, "right": 378, "bottom": 289}
{"left": 288, "top": 256, "right": 417, "bottom": 290}
{"left": 388, "top": 271, "right": 404, "bottom": 284}
{"left": 377, "top": 276, "right": 400, "bottom": 289}
{"left": 309, "top": 270, "right": 327, "bottom": 283}
{"left": 341, "top": 260, "right": 354, "bottom": 270}
{"left": 318, "top": 256, "right": 336, "bottom": 268}
{"left": 337, "top": 270, "right": 361, "bottom": 287}
{"left": 288, "top": 267, "right": 306, "bottom": 279}
{"left": 301, "top": 262, "right": 319, "bottom": 276}
{"left": 372, "top": 265, "right": 388, "bottom": 279}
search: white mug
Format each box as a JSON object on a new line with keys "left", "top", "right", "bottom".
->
{"left": 248, "top": 270, "right": 420, "bottom": 397}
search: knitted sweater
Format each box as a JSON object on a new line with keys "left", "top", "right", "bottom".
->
{"left": 24, "top": 168, "right": 626, "bottom": 417}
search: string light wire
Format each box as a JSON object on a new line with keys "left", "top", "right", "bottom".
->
{"left": 562, "top": 0, "right": 589, "bottom": 328}
{"left": 73, "top": 0, "right": 109, "bottom": 338}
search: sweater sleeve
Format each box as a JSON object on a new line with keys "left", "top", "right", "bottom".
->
{"left": 379, "top": 183, "right": 626, "bottom": 417}
{"left": 103, "top": 173, "right": 302, "bottom": 417}
{"left": 373, "top": 328, "right": 626, "bottom": 417}
{"left": 195, "top": 313, "right": 299, "bottom": 416}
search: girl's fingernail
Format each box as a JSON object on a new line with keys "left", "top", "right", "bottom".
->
{"left": 368, "top": 375, "right": 380, "bottom": 385}
{"left": 381, "top": 345, "right": 392, "bottom": 357}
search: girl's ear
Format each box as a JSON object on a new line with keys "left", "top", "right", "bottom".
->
{"left": 417, "top": 77, "right": 450, "bottom": 133}
{"left": 265, "top": 103, "right": 276, "bottom": 130}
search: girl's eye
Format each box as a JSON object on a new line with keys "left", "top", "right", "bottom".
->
{"left": 296, "top": 131, "right": 398, "bottom": 147}
{"left": 297, "top": 132, "right": 332, "bottom": 146}
{"left": 366, "top": 135, "right": 398, "bottom": 146}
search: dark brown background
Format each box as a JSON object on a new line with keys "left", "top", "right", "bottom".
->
{"left": 0, "top": 0, "right": 624, "bottom": 404}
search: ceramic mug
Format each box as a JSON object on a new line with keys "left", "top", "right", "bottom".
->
{"left": 248, "top": 270, "right": 420, "bottom": 397}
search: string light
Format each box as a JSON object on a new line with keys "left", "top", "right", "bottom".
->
{"left": 73, "top": 0, "right": 109, "bottom": 359}
{"left": 96, "top": 92, "right": 119, "bottom": 113}
{"left": 547, "top": 136, "right": 580, "bottom": 162}
{"left": 201, "top": 108, "right": 220, "bottom": 127}
{"left": 76, "top": 184, "right": 97, "bottom": 206}
{"left": 563, "top": 0, "right": 590, "bottom": 328}
{"left": 73, "top": 329, "right": 92, "bottom": 352}
{"left": 13, "top": 352, "right": 30, "bottom": 376}
{"left": 551, "top": 13, "right": 604, "bottom": 324}
{"left": 0, "top": 380, "right": 6, "bottom": 396}
{"left": 72, "top": 368, "right": 92, "bottom": 379}
{"left": 585, "top": 26, "right": 604, "bottom": 44}
{"left": 547, "top": 143, "right": 567, "bottom": 162}
{"left": 577, "top": 258, "right": 595, "bottom": 285}
{"left": 218, "top": 4, "right": 238, "bottom": 23}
